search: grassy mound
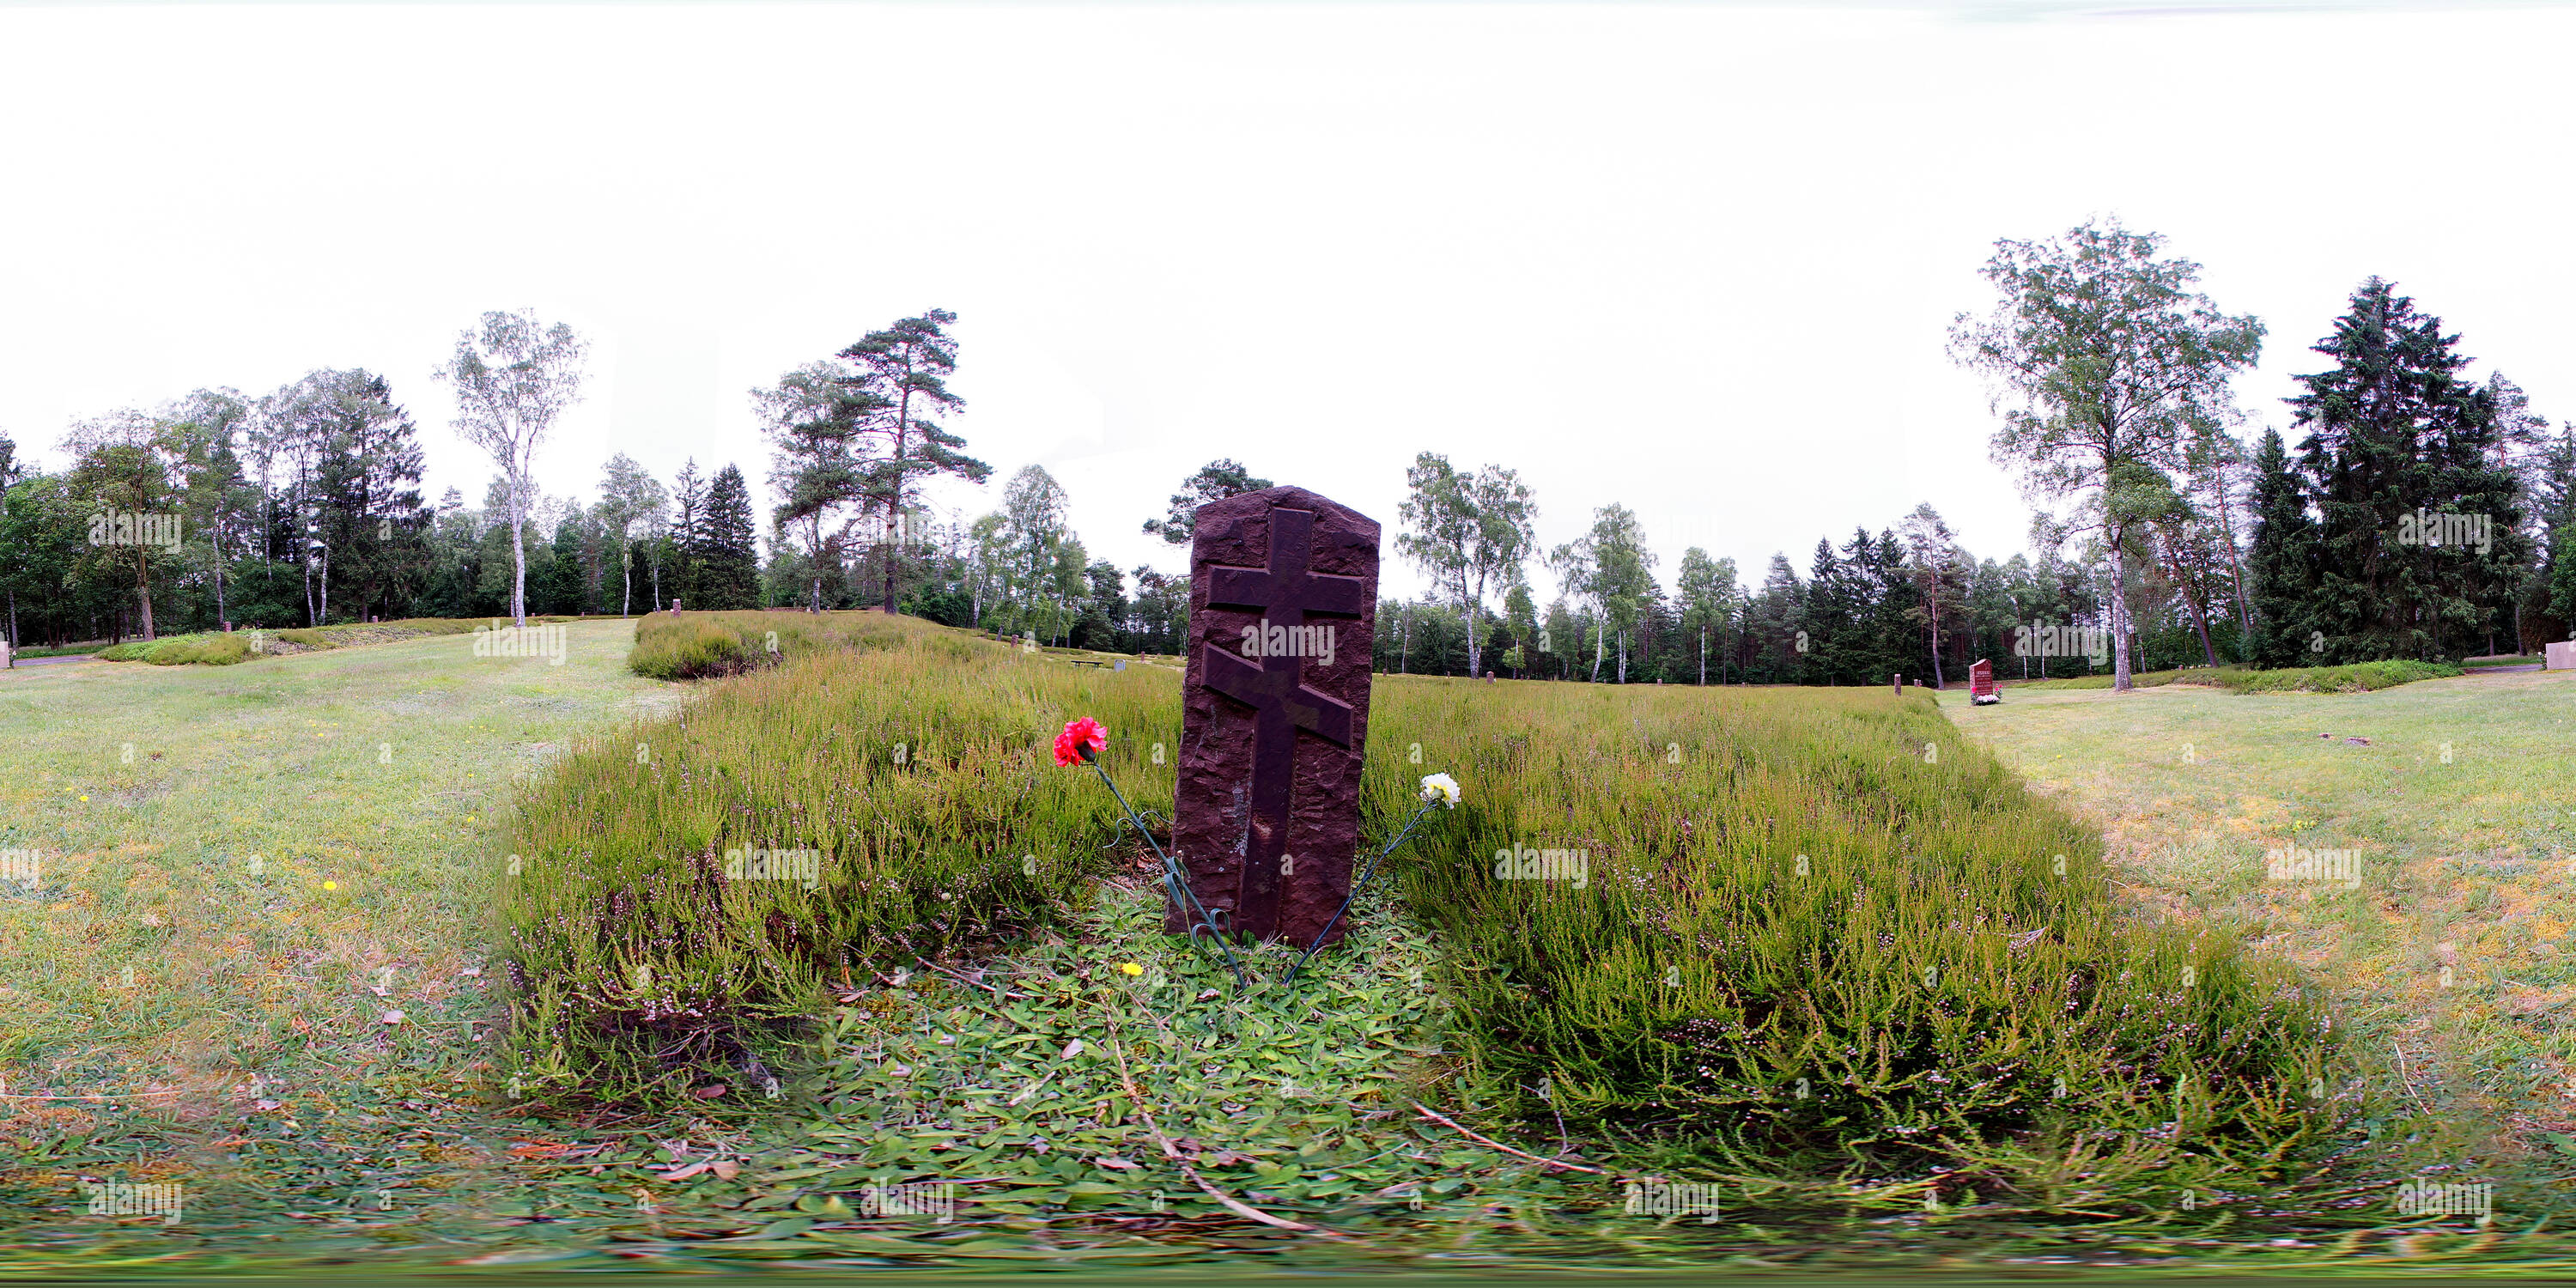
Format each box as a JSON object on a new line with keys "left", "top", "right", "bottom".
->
{"left": 92, "top": 617, "right": 545, "bottom": 665}
{"left": 2461, "top": 653, "right": 2537, "bottom": 669}
{"left": 2224, "top": 659, "right": 2461, "bottom": 692}
{"left": 2017, "top": 665, "right": 2245, "bottom": 690}
{"left": 1371, "top": 678, "right": 2333, "bottom": 1196}
{"left": 626, "top": 608, "right": 927, "bottom": 678}
{"left": 514, "top": 620, "right": 2336, "bottom": 1199}
{"left": 2009, "top": 665, "right": 2452, "bottom": 696}
{"left": 502, "top": 613, "right": 1180, "bottom": 1103}
{"left": 97, "top": 632, "right": 249, "bottom": 665}
{"left": 2021, "top": 659, "right": 2458, "bottom": 694}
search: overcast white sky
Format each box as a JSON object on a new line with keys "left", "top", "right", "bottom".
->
{"left": 3, "top": 2, "right": 2570, "bottom": 605}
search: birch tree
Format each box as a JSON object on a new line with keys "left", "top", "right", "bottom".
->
{"left": 596, "top": 453, "right": 667, "bottom": 617}
{"left": 1394, "top": 453, "right": 1536, "bottom": 677}
{"left": 434, "top": 310, "right": 588, "bottom": 629}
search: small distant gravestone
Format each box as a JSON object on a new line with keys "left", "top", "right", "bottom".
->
{"left": 222, "top": 621, "right": 232, "bottom": 633}
{"left": 671, "top": 598, "right": 683, "bottom": 615}
{"left": 1170, "top": 485, "right": 1379, "bottom": 946}
{"left": 2548, "top": 641, "right": 2576, "bottom": 671}
{"left": 1113, "top": 659, "right": 1127, "bottom": 672}
{"left": 1893, "top": 672, "right": 1902, "bottom": 695}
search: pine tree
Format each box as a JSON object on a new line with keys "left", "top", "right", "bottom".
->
{"left": 695, "top": 465, "right": 761, "bottom": 611}
{"left": 838, "top": 310, "right": 991, "bottom": 612}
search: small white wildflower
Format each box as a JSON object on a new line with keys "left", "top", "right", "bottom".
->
{"left": 1419, "top": 773, "right": 1461, "bottom": 809}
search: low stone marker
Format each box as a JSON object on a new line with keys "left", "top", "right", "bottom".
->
{"left": 2548, "top": 641, "right": 2576, "bottom": 671}
{"left": 1169, "top": 485, "right": 1379, "bottom": 946}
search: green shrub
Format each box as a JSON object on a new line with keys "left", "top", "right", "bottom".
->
{"left": 96, "top": 641, "right": 154, "bottom": 661}
{"left": 1366, "top": 679, "right": 2332, "bottom": 1187}
{"left": 504, "top": 613, "right": 1171, "bottom": 1103}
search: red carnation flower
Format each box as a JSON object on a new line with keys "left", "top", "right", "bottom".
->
{"left": 1054, "top": 717, "right": 1108, "bottom": 767}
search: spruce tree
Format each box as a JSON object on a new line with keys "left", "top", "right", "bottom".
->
{"left": 2537, "top": 424, "right": 2576, "bottom": 638}
{"left": 1802, "top": 537, "right": 1852, "bottom": 683}
{"left": 2287, "top": 279, "right": 2527, "bottom": 659}
{"left": 2245, "top": 428, "right": 2317, "bottom": 666}
{"left": 695, "top": 464, "right": 761, "bottom": 611}
{"left": 667, "top": 458, "right": 705, "bottom": 611}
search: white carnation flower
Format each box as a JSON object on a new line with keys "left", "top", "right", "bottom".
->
{"left": 1419, "top": 772, "right": 1461, "bottom": 808}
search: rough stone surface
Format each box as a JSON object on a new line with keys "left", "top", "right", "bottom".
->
{"left": 1166, "top": 485, "right": 1379, "bottom": 946}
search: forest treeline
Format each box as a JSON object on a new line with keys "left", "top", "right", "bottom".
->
{"left": 7, "top": 227, "right": 2571, "bottom": 687}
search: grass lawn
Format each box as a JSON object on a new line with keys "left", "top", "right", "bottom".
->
{"left": 0, "top": 619, "right": 690, "bottom": 1263}
{"left": 1941, "top": 668, "right": 2576, "bottom": 1189}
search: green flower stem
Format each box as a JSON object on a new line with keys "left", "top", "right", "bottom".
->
{"left": 1284, "top": 796, "right": 1441, "bottom": 991}
{"left": 1084, "top": 750, "right": 1249, "bottom": 993}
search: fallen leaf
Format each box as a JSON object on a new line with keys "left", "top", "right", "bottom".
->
{"left": 657, "top": 1158, "right": 742, "bottom": 1181}
{"left": 380, "top": 1010, "right": 406, "bottom": 1025}
{"left": 1095, "top": 1156, "right": 1139, "bottom": 1170}
{"left": 1062, "top": 1038, "right": 1085, "bottom": 1059}
{"left": 691, "top": 1084, "right": 729, "bottom": 1099}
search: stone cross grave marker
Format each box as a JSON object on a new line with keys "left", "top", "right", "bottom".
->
{"left": 1169, "top": 485, "right": 1379, "bottom": 946}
